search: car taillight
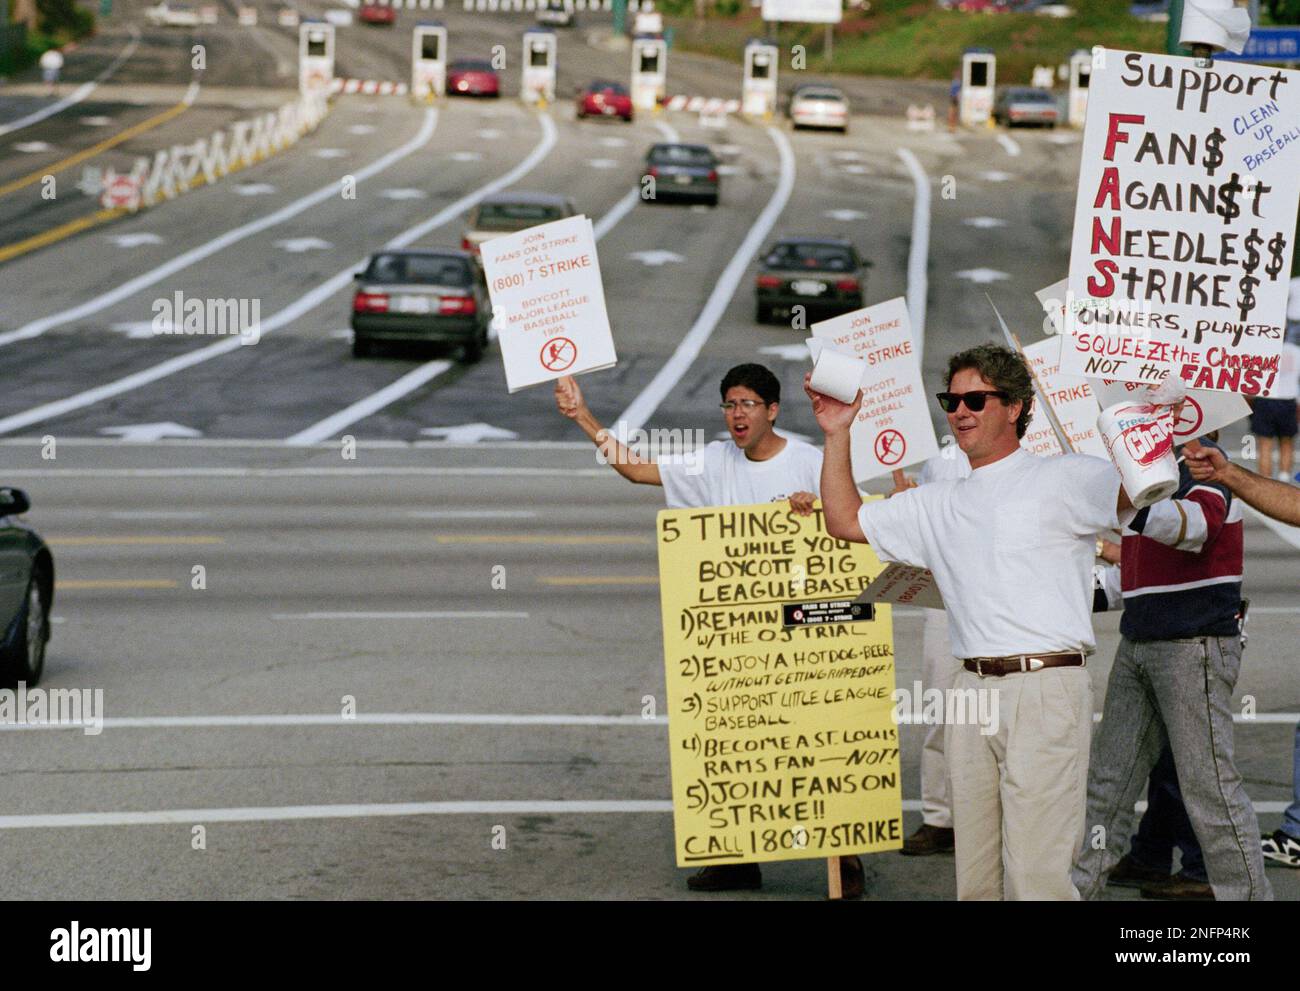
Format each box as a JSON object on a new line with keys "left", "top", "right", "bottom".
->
{"left": 835, "top": 279, "right": 860, "bottom": 292}
{"left": 756, "top": 275, "right": 781, "bottom": 289}
{"left": 439, "top": 295, "right": 476, "bottom": 315}
{"left": 353, "top": 291, "right": 389, "bottom": 313}
{"left": 647, "top": 166, "right": 659, "bottom": 178}
{"left": 707, "top": 169, "right": 718, "bottom": 181}
{"left": 461, "top": 237, "right": 477, "bottom": 253}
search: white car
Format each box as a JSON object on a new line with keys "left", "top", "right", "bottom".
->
{"left": 536, "top": 0, "right": 574, "bottom": 27}
{"left": 788, "top": 84, "right": 850, "bottom": 133}
{"left": 145, "top": 3, "right": 203, "bottom": 25}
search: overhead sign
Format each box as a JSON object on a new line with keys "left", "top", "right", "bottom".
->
{"left": 1214, "top": 27, "right": 1300, "bottom": 65}
{"left": 657, "top": 502, "right": 902, "bottom": 867}
{"left": 1064, "top": 49, "right": 1300, "bottom": 395}
{"left": 761, "top": 0, "right": 841, "bottom": 23}
{"left": 811, "top": 297, "right": 938, "bottom": 482}
{"left": 480, "top": 214, "right": 617, "bottom": 393}
{"left": 1019, "top": 336, "right": 1108, "bottom": 459}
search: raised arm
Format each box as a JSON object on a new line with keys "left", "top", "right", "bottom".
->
{"left": 1185, "top": 441, "right": 1300, "bottom": 527}
{"left": 555, "top": 375, "right": 661, "bottom": 486}
{"left": 805, "top": 373, "right": 866, "bottom": 542}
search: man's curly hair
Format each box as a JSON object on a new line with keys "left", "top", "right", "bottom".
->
{"left": 944, "top": 344, "right": 1035, "bottom": 439}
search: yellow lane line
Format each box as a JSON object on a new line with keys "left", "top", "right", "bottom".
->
{"left": 434, "top": 535, "right": 653, "bottom": 545}
{"left": 46, "top": 536, "right": 225, "bottom": 546}
{"left": 56, "top": 579, "right": 179, "bottom": 590}
{"left": 0, "top": 206, "right": 127, "bottom": 264}
{"left": 539, "top": 576, "right": 659, "bottom": 586}
{"left": 0, "top": 98, "right": 191, "bottom": 199}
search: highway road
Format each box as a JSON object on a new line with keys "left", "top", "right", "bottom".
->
{"left": 0, "top": 0, "right": 1296, "bottom": 900}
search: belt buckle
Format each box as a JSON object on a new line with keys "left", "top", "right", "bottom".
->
{"left": 974, "top": 658, "right": 989, "bottom": 678}
{"left": 1026, "top": 656, "right": 1044, "bottom": 672}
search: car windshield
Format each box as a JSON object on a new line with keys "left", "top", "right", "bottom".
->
{"left": 1011, "top": 89, "right": 1053, "bottom": 102}
{"left": 649, "top": 145, "right": 713, "bottom": 166}
{"left": 366, "top": 254, "right": 471, "bottom": 286}
{"left": 796, "top": 90, "right": 844, "bottom": 102}
{"left": 452, "top": 60, "right": 494, "bottom": 73}
{"left": 765, "top": 243, "right": 855, "bottom": 271}
{"left": 475, "top": 202, "right": 565, "bottom": 228}
{"left": 589, "top": 82, "right": 627, "bottom": 95}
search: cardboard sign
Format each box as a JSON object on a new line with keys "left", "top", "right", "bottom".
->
{"left": 1064, "top": 50, "right": 1300, "bottom": 394}
{"left": 1020, "top": 337, "right": 1109, "bottom": 458}
{"left": 855, "top": 562, "right": 944, "bottom": 610}
{"left": 1037, "top": 277, "right": 1251, "bottom": 441}
{"left": 481, "top": 215, "right": 617, "bottom": 392}
{"left": 812, "top": 297, "right": 938, "bottom": 481}
{"left": 657, "top": 502, "right": 902, "bottom": 867}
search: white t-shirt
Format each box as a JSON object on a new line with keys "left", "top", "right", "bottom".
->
{"left": 40, "top": 50, "right": 64, "bottom": 71}
{"left": 918, "top": 446, "right": 971, "bottom": 484}
{"left": 1273, "top": 341, "right": 1300, "bottom": 401}
{"left": 856, "top": 448, "right": 1122, "bottom": 657}
{"left": 659, "top": 435, "right": 822, "bottom": 509}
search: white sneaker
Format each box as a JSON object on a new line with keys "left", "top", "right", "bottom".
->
{"left": 1277, "top": 471, "right": 1294, "bottom": 484}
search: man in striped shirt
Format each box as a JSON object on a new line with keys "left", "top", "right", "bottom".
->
{"left": 1073, "top": 437, "right": 1272, "bottom": 900}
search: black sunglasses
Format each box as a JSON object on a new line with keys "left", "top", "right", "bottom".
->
{"left": 935, "top": 390, "right": 1009, "bottom": 414}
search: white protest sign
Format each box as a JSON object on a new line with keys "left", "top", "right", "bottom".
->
{"left": 1064, "top": 50, "right": 1300, "bottom": 395}
{"left": 481, "top": 215, "right": 617, "bottom": 393}
{"left": 855, "top": 562, "right": 944, "bottom": 610}
{"left": 1037, "top": 277, "right": 1251, "bottom": 441}
{"left": 811, "top": 297, "right": 938, "bottom": 481}
{"left": 1019, "top": 337, "right": 1109, "bottom": 459}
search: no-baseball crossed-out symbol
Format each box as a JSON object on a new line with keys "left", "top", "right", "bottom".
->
{"left": 1174, "top": 395, "right": 1203, "bottom": 437}
{"left": 875, "top": 428, "right": 906, "bottom": 466}
{"left": 540, "top": 336, "right": 576, "bottom": 372}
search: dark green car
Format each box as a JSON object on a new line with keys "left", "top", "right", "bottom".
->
{"left": 0, "top": 487, "right": 53, "bottom": 686}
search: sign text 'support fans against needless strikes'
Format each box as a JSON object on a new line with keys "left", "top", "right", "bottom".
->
{"left": 1065, "top": 50, "right": 1300, "bottom": 395}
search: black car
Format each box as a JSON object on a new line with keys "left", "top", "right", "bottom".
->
{"left": 351, "top": 250, "right": 492, "bottom": 361}
{"left": 642, "top": 143, "right": 719, "bottom": 206}
{"left": 754, "top": 237, "right": 869, "bottom": 324}
{"left": 0, "top": 487, "right": 53, "bottom": 687}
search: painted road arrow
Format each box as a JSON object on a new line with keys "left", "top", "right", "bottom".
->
{"left": 107, "top": 232, "right": 164, "bottom": 248}
{"left": 419, "top": 423, "right": 521, "bottom": 443}
{"left": 275, "top": 237, "right": 333, "bottom": 253}
{"left": 954, "top": 268, "right": 1010, "bottom": 284}
{"left": 628, "top": 250, "right": 685, "bottom": 267}
{"left": 99, "top": 422, "right": 203, "bottom": 441}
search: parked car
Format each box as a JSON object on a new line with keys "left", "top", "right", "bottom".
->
{"left": 0, "top": 488, "right": 53, "bottom": 687}
{"left": 145, "top": 3, "right": 202, "bottom": 26}
{"left": 461, "top": 192, "right": 577, "bottom": 257}
{"left": 351, "top": 250, "right": 491, "bottom": 361}
{"left": 993, "top": 86, "right": 1059, "bottom": 126}
{"left": 358, "top": 2, "right": 397, "bottom": 24}
{"left": 536, "top": 0, "right": 574, "bottom": 27}
{"left": 576, "top": 80, "right": 633, "bottom": 122}
{"left": 788, "top": 84, "right": 850, "bottom": 133}
{"left": 447, "top": 59, "right": 500, "bottom": 98}
{"left": 641, "top": 143, "right": 719, "bottom": 206}
{"left": 754, "top": 237, "right": 869, "bottom": 324}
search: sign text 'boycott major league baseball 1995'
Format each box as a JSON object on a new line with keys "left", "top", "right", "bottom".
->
{"left": 812, "top": 297, "right": 938, "bottom": 481}
{"left": 481, "top": 214, "right": 618, "bottom": 393}
{"left": 1064, "top": 50, "right": 1300, "bottom": 395}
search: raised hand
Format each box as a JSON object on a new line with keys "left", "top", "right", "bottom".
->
{"left": 555, "top": 375, "right": 586, "bottom": 420}
{"left": 804, "top": 372, "right": 863, "bottom": 436}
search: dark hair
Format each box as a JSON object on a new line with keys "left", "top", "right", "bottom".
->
{"left": 944, "top": 344, "right": 1034, "bottom": 439}
{"left": 720, "top": 364, "right": 780, "bottom": 405}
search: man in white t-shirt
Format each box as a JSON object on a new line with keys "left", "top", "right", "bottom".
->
{"left": 555, "top": 363, "right": 863, "bottom": 895}
{"left": 807, "top": 343, "right": 1134, "bottom": 899}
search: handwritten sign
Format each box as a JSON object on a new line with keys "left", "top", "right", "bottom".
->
{"left": 657, "top": 502, "right": 903, "bottom": 867}
{"left": 480, "top": 215, "right": 617, "bottom": 392}
{"left": 1064, "top": 50, "right": 1300, "bottom": 394}
{"left": 1019, "top": 337, "right": 1109, "bottom": 458}
{"left": 812, "top": 297, "right": 938, "bottom": 481}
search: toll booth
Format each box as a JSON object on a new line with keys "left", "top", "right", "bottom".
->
{"left": 521, "top": 28, "right": 557, "bottom": 106}
{"left": 412, "top": 22, "right": 448, "bottom": 100}
{"left": 298, "top": 21, "right": 335, "bottom": 96}
{"left": 960, "top": 47, "right": 995, "bottom": 127}
{"left": 741, "top": 40, "right": 778, "bottom": 119}
{"left": 1068, "top": 49, "right": 1092, "bottom": 128}
{"left": 630, "top": 34, "right": 666, "bottom": 112}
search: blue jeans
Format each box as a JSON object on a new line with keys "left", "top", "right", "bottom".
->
{"left": 1129, "top": 745, "right": 1206, "bottom": 882}
{"left": 1283, "top": 721, "right": 1300, "bottom": 841}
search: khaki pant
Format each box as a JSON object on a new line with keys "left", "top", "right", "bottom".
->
{"left": 921, "top": 608, "right": 960, "bottom": 829}
{"left": 945, "top": 664, "right": 1092, "bottom": 900}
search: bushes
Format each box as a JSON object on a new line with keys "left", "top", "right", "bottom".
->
{"left": 36, "top": 0, "right": 95, "bottom": 38}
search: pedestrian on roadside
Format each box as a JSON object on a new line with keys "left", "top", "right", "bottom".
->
{"left": 1246, "top": 325, "right": 1300, "bottom": 484}
{"left": 554, "top": 364, "right": 867, "bottom": 898}
{"left": 39, "top": 47, "right": 64, "bottom": 93}
{"left": 948, "top": 71, "right": 961, "bottom": 131}
{"left": 808, "top": 343, "right": 1134, "bottom": 899}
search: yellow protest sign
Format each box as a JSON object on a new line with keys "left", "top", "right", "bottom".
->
{"left": 656, "top": 500, "right": 903, "bottom": 867}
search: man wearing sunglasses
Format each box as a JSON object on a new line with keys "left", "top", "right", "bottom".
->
{"left": 555, "top": 364, "right": 867, "bottom": 896}
{"left": 807, "top": 343, "right": 1134, "bottom": 900}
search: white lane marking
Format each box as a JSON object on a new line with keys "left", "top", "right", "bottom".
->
{"left": 831, "top": 150, "right": 863, "bottom": 161}
{"left": 348, "top": 124, "right": 377, "bottom": 135}
{"left": 593, "top": 188, "right": 638, "bottom": 240}
{"left": 13, "top": 141, "right": 54, "bottom": 153}
{"left": 598, "top": 136, "right": 628, "bottom": 147}
{"left": 652, "top": 119, "right": 680, "bottom": 143}
{"left": 109, "top": 511, "right": 209, "bottom": 519}
{"left": 0, "top": 109, "right": 439, "bottom": 351}
{"left": 0, "top": 27, "right": 140, "bottom": 137}
{"left": 378, "top": 187, "right": 427, "bottom": 199}
{"left": 841, "top": 163, "right": 870, "bottom": 175}
{"left": 284, "top": 361, "right": 455, "bottom": 445}
{"left": 407, "top": 510, "right": 539, "bottom": 518}
{"left": 587, "top": 158, "right": 617, "bottom": 169}
{"left": 980, "top": 169, "right": 1013, "bottom": 182}
{"left": 996, "top": 134, "right": 1021, "bottom": 157}
{"left": 80, "top": 116, "right": 113, "bottom": 126}
{"left": 274, "top": 237, "right": 333, "bottom": 253}
{"left": 272, "top": 611, "right": 530, "bottom": 619}
{"left": 628, "top": 249, "right": 683, "bottom": 266}
{"left": 1248, "top": 506, "right": 1300, "bottom": 552}
{"left": 0, "top": 801, "right": 675, "bottom": 830}
{"left": 99, "top": 422, "right": 202, "bottom": 441}
{"left": 954, "top": 268, "right": 1010, "bottom": 284}
{"left": 1, "top": 468, "right": 611, "bottom": 477}
{"left": 313, "top": 147, "right": 347, "bottom": 159}
{"left": 1248, "top": 606, "right": 1300, "bottom": 614}
{"left": 106, "top": 232, "right": 164, "bottom": 248}
{"left": 448, "top": 151, "right": 482, "bottom": 162}
{"left": 825, "top": 208, "right": 866, "bottom": 221}
{"left": 0, "top": 713, "right": 667, "bottom": 732}
{"left": 109, "top": 320, "right": 167, "bottom": 338}
{"left": 618, "top": 128, "right": 796, "bottom": 434}
{"left": 897, "top": 148, "right": 931, "bottom": 366}
{"left": 419, "top": 423, "right": 520, "bottom": 442}
{"left": 476, "top": 128, "right": 502, "bottom": 139}
{"left": 233, "top": 182, "right": 277, "bottom": 196}
{"left": 963, "top": 216, "right": 1007, "bottom": 229}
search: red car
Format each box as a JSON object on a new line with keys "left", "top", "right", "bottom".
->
{"left": 358, "top": 2, "right": 396, "bottom": 24}
{"left": 576, "top": 80, "right": 633, "bottom": 122}
{"left": 447, "top": 59, "right": 500, "bottom": 98}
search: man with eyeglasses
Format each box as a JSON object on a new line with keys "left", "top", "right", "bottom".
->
{"left": 807, "top": 343, "right": 1134, "bottom": 899}
{"left": 554, "top": 364, "right": 867, "bottom": 895}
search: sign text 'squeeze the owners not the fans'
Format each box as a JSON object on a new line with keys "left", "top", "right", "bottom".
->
{"left": 1065, "top": 50, "right": 1300, "bottom": 395}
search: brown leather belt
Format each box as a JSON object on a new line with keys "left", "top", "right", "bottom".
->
{"left": 962, "top": 652, "right": 1086, "bottom": 678}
